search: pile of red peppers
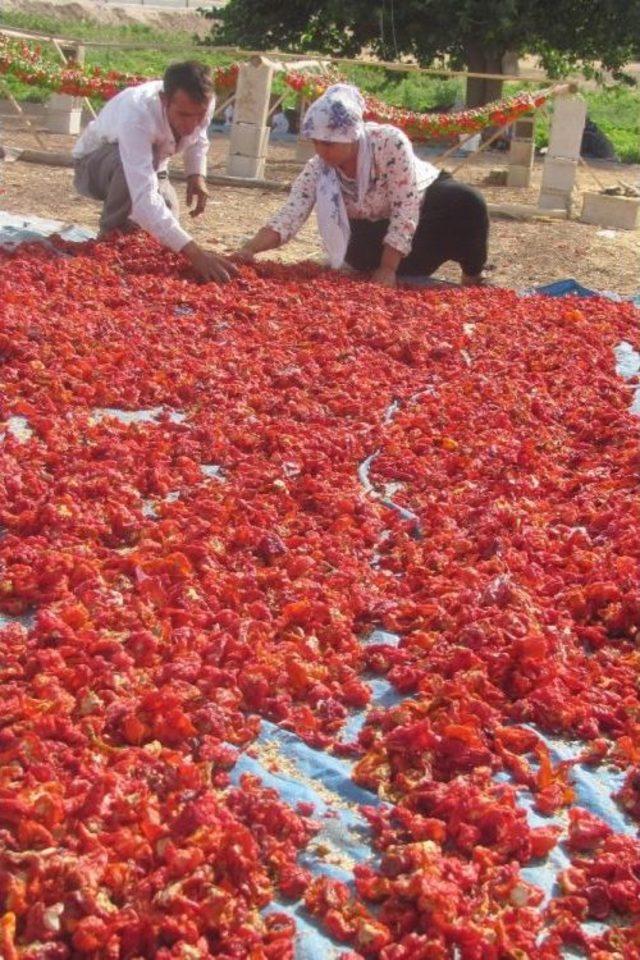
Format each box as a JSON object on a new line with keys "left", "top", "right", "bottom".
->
{"left": 1, "top": 234, "right": 640, "bottom": 959}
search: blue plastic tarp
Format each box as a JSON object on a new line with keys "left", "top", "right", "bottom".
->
{"left": 0, "top": 210, "right": 95, "bottom": 248}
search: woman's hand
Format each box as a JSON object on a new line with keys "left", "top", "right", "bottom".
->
{"left": 233, "top": 228, "right": 282, "bottom": 264}
{"left": 371, "top": 266, "right": 398, "bottom": 288}
{"left": 234, "top": 245, "right": 256, "bottom": 264}
{"left": 372, "top": 243, "right": 402, "bottom": 288}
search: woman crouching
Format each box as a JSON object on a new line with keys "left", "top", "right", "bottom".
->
{"left": 237, "top": 83, "right": 490, "bottom": 288}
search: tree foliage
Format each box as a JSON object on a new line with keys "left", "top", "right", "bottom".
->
{"left": 208, "top": 0, "right": 639, "bottom": 105}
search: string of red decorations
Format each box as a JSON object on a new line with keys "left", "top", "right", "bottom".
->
{"left": 284, "top": 69, "right": 549, "bottom": 140}
{"left": 0, "top": 33, "right": 547, "bottom": 138}
{"left": 0, "top": 34, "right": 239, "bottom": 100}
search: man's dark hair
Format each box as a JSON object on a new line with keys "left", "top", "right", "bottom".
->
{"left": 163, "top": 61, "right": 215, "bottom": 103}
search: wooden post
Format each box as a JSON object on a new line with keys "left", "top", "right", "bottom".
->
{"left": 226, "top": 55, "right": 275, "bottom": 179}
{"left": 0, "top": 79, "right": 47, "bottom": 150}
{"left": 538, "top": 92, "right": 586, "bottom": 211}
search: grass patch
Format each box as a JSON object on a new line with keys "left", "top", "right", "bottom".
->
{"left": 83, "top": 47, "right": 236, "bottom": 78}
{"left": 583, "top": 85, "right": 640, "bottom": 163}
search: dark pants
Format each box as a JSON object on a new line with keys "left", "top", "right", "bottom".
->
{"left": 73, "top": 142, "right": 179, "bottom": 236}
{"left": 345, "top": 172, "right": 489, "bottom": 278}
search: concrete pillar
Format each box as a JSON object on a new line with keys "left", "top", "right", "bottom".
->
{"left": 547, "top": 94, "right": 587, "bottom": 160}
{"left": 227, "top": 56, "right": 275, "bottom": 179}
{"left": 46, "top": 43, "right": 85, "bottom": 136}
{"left": 581, "top": 192, "right": 640, "bottom": 230}
{"left": 538, "top": 93, "right": 586, "bottom": 211}
{"left": 507, "top": 114, "right": 535, "bottom": 188}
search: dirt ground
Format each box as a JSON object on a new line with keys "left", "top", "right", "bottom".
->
{"left": 1, "top": 124, "right": 638, "bottom": 294}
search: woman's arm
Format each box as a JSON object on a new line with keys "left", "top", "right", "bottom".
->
{"left": 372, "top": 243, "right": 403, "bottom": 287}
{"left": 375, "top": 129, "right": 422, "bottom": 284}
{"left": 236, "top": 159, "right": 320, "bottom": 260}
{"left": 237, "top": 227, "right": 282, "bottom": 261}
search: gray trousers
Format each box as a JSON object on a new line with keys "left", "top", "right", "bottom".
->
{"left": 73, "top": 142, "right": 179, "bottom": 235}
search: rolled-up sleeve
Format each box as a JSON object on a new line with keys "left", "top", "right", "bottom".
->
{"left": 381, "top": 131, "right": 421, "bottom": 256}
{"left": 267, "top": 158, "right": 319, "bottom": 243}
{"left": 118, "top": 116, "right": 191, "bottom": 253}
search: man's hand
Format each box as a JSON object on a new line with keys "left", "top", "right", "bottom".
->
{"left": 371, "top": 266, "right": 397, "bottom": 288}
{"left": 186, "top": 174, "right": 209, "bottom": 218}
{"left": 182, "top": 241, "right": 239, "bottom": 283}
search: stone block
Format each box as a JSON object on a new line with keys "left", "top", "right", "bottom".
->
{"left": 232, "top": 58, "right": 275, "bottom": 127}
{"left": 547, "top": 94, "right": 587, "bottom": 160}
{"left": 46, "top": 93, "right": 82, "bottom": 135}
{"left": 581, "top": 192, "right": 640, "bottom": 230}
{"left": 506, "top": 164, "right": 532, "bottom": 188}
{"left": 538, "top": 187, "right": 571, "bottom": 211}
{"left": 226, "top": 154, "right": 266, "bottom": 179}
{"left": 228, "top": 122, "right": 269, "bottom": 158}
{"left": 60, "top": 43, "right": 85, "bottom": 66}
{"left": 513, "top": 118, "right": 535, "bottom": 139}
{"left": 541, "top": 156, "right": 578, "bottom": 193}
{"left": 508, "top": 138, "right": 535, "bottom": 167}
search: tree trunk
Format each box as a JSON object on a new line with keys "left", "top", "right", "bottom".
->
{"left": 464, "top": 42, "right": 506, "bottom": 108}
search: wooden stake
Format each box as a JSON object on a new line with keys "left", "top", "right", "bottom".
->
{"left": 578, "top": 155, "right": 609, "bottom": 193}
{"left": 267, "top": 93, "right": 286, "bottom": 120}
{"left": 448, "top": 120, "right": 514, "bottom": 175}
{"left": 0, "top": 80, "right": 47, "bottom": 150}
{"left": 435, "top": 129, "right": 482, "bottom": 166}
{"left": 212, "top": 92, "right": 236, "bottom": 120}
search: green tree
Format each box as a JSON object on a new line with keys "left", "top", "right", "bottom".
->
{"left": 208, "top": 0, "right": 639, "bottom": 106}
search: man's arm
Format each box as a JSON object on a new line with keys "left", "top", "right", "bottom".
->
{"left": 118, "top": 116, "right": 192, "bottom": 253}
{"left": 117, "top": 119, "right": 236, "bottom": 281}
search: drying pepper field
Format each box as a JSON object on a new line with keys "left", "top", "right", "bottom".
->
{"left": 1, "top": 235, "right": 640, "bottom": 959}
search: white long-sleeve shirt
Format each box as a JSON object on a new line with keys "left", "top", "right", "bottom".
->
{"left": 73, "top": 80, "right": 213, "bottom": 252}
{"left": 268, "top": 123, "right": 439, "bottom": 256}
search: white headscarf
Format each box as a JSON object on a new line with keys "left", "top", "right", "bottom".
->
{"left": 301, "top": 84, "right": 372, "bottom": 269}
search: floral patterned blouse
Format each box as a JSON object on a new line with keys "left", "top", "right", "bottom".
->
{"left": 268, "top": 123, "right": 439, "bottom": 256}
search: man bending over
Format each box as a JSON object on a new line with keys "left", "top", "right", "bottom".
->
{"left": 73, "top": 60, "right": 236, "bottom": 283}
